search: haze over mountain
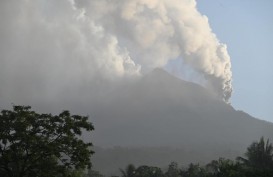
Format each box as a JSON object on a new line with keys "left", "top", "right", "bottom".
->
{"left": 90, "top": 68, "right": 273, "bottom": 174}
{"left": 91, "top": 68, "right": 273, "bottom": 147}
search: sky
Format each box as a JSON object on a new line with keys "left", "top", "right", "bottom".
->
{"left": 0, "top": 0, "right": 272, "bottom": 123}
{"left": 196, "top": 0, "right": 273, "bottom": 122}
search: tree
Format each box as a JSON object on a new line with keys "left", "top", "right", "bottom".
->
{"left": 134, "top": 165, "right": 164, "bottom": 177}
{"left": 237, "top": 137, "right": 273, "bottom": 169}
{"left": 237, "top": 137, "right": 273, "bottom": 176}
{"left": 119, "top": 164, "right": 136, "bottom": 177}
{"left": 165, "top": 162, "right": 181, "bottom": 177}
{"left": 180, "top": 163, "right": 207, "bottom": 177}
{"left": 206, "top": 158, "right": 245, "bottom": 177}
{"left": 0, "top": 105, "right": 94, "bottom": 177}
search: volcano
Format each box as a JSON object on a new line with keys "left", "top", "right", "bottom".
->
{"left": 90, "top": 68, "right": 273, "bottom": 174}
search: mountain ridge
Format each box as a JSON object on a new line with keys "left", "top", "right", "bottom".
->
{"left": 91, "top": 68, "right": 273, "bottom": 147}
{"left": 89, "top": 68, "right": 273, "bottom": 174}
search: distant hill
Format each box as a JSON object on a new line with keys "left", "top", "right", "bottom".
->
{"left": 89, "top": 68, "right": 273, "bottom": 175}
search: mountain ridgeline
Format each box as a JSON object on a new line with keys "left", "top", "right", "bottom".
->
{"left": 90, "top": 69, "right": 273, "bottom": 175}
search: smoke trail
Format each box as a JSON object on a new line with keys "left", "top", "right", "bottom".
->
{"left": 0, "top": 0, "right": 232, "bottom": 104}
{"left": 74, "top": 0, "right": 233, "bottom": 101}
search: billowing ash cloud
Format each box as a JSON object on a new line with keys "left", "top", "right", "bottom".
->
{"left": 0, "top": 0, "right": 232, "bottom": 106}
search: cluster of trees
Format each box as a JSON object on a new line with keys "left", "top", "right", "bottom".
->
{"left": 1, "top": 105, "right": 273, "bottom": 177}
{"left": 117, "top": 137, "right": 273, "bottom": 177}
{"left": 0, "top": 106, "right": 94, "bottom": 177}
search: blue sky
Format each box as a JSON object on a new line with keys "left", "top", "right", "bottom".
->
{"left": 197, "top": 0, "right": 273, "bottom": 122}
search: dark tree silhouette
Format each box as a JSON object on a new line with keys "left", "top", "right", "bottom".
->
{"left": 134, "top": 165, "right": 164, "bottom": 177}
{"left": 206, "top": 158, "right": 245, "bottom": 177}
{"left": 116, "top": 137, "right": 273, "bottom": 177}
{"left": 165, "top": 162, "right": 181, "bottom": 177}
{"left": 0, "top": 105, "right": 94, "bottom": 177}
{"left": 180, "top": 163, "right": 206, "bottom": 177}
{"left": 237, "top": 137, "right": 273, "bottom": 169}
{"left": 119, "top": 164, "right": 136, "bottom": 177}
{"left": 236, "top": 137, "right": 273, "bottom": 176}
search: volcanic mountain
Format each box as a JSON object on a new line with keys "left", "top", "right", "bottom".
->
{"left": 90, "top": 68, "right": 273, "bottom": 174}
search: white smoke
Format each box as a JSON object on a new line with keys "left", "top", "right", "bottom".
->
{"left": 0, "top": 0, "right": 232, "bottom": 105}
{"left": 73, "top": 0, "right": 232, "bottom": 101}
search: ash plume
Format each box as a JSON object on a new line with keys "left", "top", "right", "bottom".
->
{"left": 0, "top": 0, "right": 232, "bottom": 106}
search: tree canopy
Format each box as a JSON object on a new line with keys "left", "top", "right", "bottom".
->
{"left": 117, "top": 137, "right": 273, "bottom": 177}
{"left": 0, "top": 105, "right": 94, "bottom": 177}
{"left": 237, "top": 136, "right": 273, "bottom": 176}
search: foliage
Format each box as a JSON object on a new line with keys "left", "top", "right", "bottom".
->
{"left": 119, "top": 164, "right": 136, "bottom": 177}
{"left": 206, "top": 158, "right": 245, "bottom": 177}
{"left": 0, "top": 105, "right": 94, "bottom": 177}
{"left": 134, "top": 165, "right": 164, "bottom": 177}
{"left": 237, "top": 137, "right": 273, "bottom": 168}
{"left": 165, "top": 162, "right": 180, "bottom": 177}
{"left": 119, "top": 164, "right": 163, "bottom": 177}
{"left": 117, "top": 137, "right": 273, "bottom": 177}
{"left": 180, "top": 163, "right": 207, "bottom": 177}
{"left": 237, "top": 136, "right": 273, "bottom": 176}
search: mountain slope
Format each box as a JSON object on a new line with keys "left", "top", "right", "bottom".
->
{"left": 91, "top": 68, "right": 272, "bottom": 147}
{"left": 89, "top": 68, "right": 273, "bottom": 174}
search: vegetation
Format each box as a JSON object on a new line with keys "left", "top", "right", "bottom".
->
{"left": 0, "top": 105, "right": 94, "bottom": 177}
{"left": 0, "top": 105, "right": 272, "bottom": 177}
{"left": 119, "top": 164, "right": 136, "bottom": 177}
{"left": 116, "top": 137, "right": 273, "bottom": 177}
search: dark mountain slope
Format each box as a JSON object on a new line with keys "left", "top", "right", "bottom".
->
{"left": 89, "top": 68, "right": 273, "bottom": 175}
{"left": 91, "top": 68, "right": 272, "bottom": 147}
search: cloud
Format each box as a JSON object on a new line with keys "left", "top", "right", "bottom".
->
{"left": 0, "top": 0, "right": 232, "bottom": 110}
{"left": 74, "top": 0, "right": 232, "bottom": 101}
{"left": 0, "top": 0, "right": 140, "bottom": 109}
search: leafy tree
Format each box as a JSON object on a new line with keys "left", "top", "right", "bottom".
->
{"left": 237, "top": 137, "right": 273, "bottom": 176}
{"left": 206, "top": 158, "right": 245, "bottom": 177}
{"left": 180, "top": 163, "right": 207, "bottom": 177}
{"left": 117, "top": 137, "right": 273, "bottom": 177}
{"left": 120, "top": 164, "right": 136, "bottom": 177}
{"left": 134, "top": 165, "right": 164, "bottom": 177}
{"left": 0, "top": 105, "right": 94, "bottom": 177}
{"left": 237, "top": 137, "right": 273, "bottom": 169}
{"left": 165, "top": 162, "right": 181, "bottom": 177}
